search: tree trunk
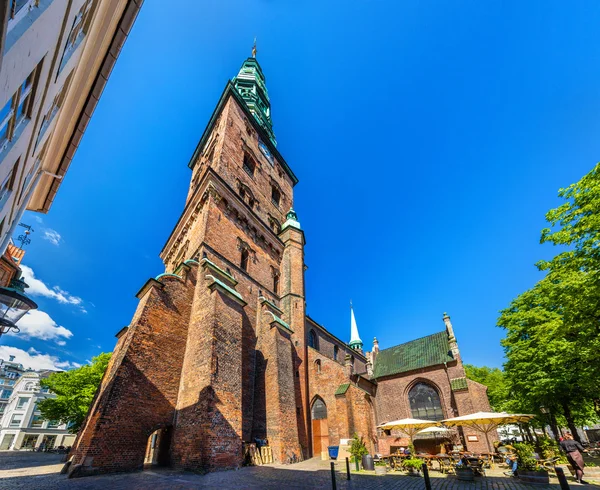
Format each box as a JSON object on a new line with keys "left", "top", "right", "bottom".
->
{"left": 525, "top": 424, "right": 535, "bottom": 442}
{"left": 561, "top": 402, "right": 581, "bottom": 443}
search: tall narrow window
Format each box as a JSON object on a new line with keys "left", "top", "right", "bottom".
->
{"left": 0, "top": 67, "right": 37, "bottom": 150}
{"left": 333, "top": 345, "right": 339, "bottom": 361}
{"left": 0, "top": 161, "right": 18, "bottom": 211}
{"left": 271, "top": 185, "right": 281, "bottom": 207}
{"left": 37, "top": 72, "right": 73, "bottom": 145}
{"left": 308, "top": 329, "right": 318, "bottom": 350}
{"left": 314, "top": 359, "right": 321, "bottom": 374}
{"left": 273, "top": 273, "right": 279, "bottom": 295}
{"left": 59, "top": 0, "right": 94, "bottom": 72}
{"left": 240, "top": 248, "right": 249, "bottom": 271}
{"left": 243, "top": 154, "right": 255, "bottom": 176}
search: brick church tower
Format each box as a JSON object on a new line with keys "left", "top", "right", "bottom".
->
{"left": 68, "top": 49, "right": 310, "bottom": 475}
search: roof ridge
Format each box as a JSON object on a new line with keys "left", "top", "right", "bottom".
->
{"left": 377, "top": 330, "right": 447, "bottom": 353}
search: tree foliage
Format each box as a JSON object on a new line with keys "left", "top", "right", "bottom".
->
{"left": 463, "top": 364, "right": 510, "bottom": 412}
{"left": 497, "top": 163, "right": 600, "bottom": 438}
{"left": 38, "top": 353, "right": 111, "bottom": 433}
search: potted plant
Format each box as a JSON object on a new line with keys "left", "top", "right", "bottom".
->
{"left": 374, "top": 460, "right": 387, "bottom": 475}
{"left": 513, "top": 442, "right": 550, "bottom": 484}
{"left": 403, "top": 458, "right": 424, "bottom": 476}
{"left": 349, "top": 433, "right": 368, "bottom": 472}
{"left": 455, "top": 463, "right": 475, "bottom": 481}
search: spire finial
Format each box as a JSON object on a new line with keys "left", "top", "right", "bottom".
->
{"left": 349, "top": 301, "right": 363, "bottom": 352}
{"left": 252, "top": 37, "right": 257, "bottom": 58}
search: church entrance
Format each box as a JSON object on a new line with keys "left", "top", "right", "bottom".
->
{"left": 311, "top": 398, "right": 329, "bottom": 458}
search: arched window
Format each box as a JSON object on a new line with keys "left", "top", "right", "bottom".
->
{"left": 314, "top": 359, "right": 321, "bottom": 374}
{"left": 333, "top": 345, "right": 339, "bottom": 361}
{"left": 24, "top": 383, "right": 34, "bottom": 392}
{"left": 408, "top": 383, "right": 444, "bottom": 421}
{"left": 312, "top": 398, "right": 327, "bottom": 420}
{"left": 308, "top": 330, "right": 318, "bottom": 350}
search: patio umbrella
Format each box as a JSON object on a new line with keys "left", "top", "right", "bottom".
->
{"left": 377, "top": 418, "right": 441, "bottom": 442}
{"left": 441, "top": 411, "right": 535, "bottom": 452}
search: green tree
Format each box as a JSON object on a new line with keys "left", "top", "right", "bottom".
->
{"left": 463, "top": 364, "right": 509, "bottom": 412}
{"left": 498, "top": 163, "right": 600, "bottom": 441}
{"left": 38, "top": 353, "right": 111, "bottom": 433}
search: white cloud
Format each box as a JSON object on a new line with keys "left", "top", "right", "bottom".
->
{"left": 43, "top": 229, "right": 62, "bottom": 246}
{"left": 0, "top": 345, "right": 80, "bottom": 371}
{"left": 13, "top": 309, "right": 73, "bottom": 342}
{"left": 33, "top": 216, "right": 43, "bottom": 224}
{"left": 56, "top": 340, "right": 66, "bottom": 346}
{"left": 20, "top": 265, "right": 84, "bottom": 307}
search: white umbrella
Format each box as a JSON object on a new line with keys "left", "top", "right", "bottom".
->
{"left": 378, "top": 418, "right": 441, "bottom": 442}
{"left": 442, "top": 411, "right": 535, "bottom": 452}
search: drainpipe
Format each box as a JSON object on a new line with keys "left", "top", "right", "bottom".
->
{"left": 0, "top": 171, "right": 63, "bottom": 255}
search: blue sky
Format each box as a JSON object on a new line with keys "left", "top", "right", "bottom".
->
{"left": 3, "top": 0, "right": 600, "bottom": 371}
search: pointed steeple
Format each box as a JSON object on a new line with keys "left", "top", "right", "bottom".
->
{"left": 232, "top": 44, "right": 276, "bottom": 145}
{"left": 349, "top": 301, "right": 363, "bottom": 352}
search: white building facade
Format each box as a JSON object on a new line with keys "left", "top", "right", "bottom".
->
{"left": 0, "top": 368, "right": 75, "bottom": 450}
{"left": 0, "top": 0, "right": 142, "bottom": 251}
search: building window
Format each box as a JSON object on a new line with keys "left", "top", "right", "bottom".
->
{"left": 273, "top": 272, "right": 279, "bottom": 295}
{"left": 311, "top": 398, "right": 327, "bottom": 420}
{"left": 240, "top": 248, "right": 249, "bottom": 272}
{"left": 242, "top": 154, "right": 255, "bottom": 177}
{"left": 314, "top": 359, "right": 321, "bottom": 374}
{"left": 58, "top": 0, "right": 94, "bottom": 72}
{"left": 47, "top": 420, "right": 59, "bottom": 428}
{"left": 408, "top": 383, "right": 444, "bottom": 421}
{"left": 30, "top": 414, "right": 43, "bottom": 428}
{"left": 9, "top": 414, "right": 22, "bottom": 427}
{"left": 308, "top": 329, "right": 318, "bottom": 350}
{"left": 37, "top": 72, "right": 73, "bottom": 146}
{"left": 8, "top": 0, "right": 38, "bottom": 29}
{"left": 0, "top": 67, "right": 37, "bottom": 151}
{"left": 0, "top": 389, "right": 13, "bottom": 399}
{"left": 333, "top": 345, "right": 339, "bottom": 361}
{"left": 271, "top": 185, "right": 281, "bottom": 207}
{"left": 16, "top": 397, "right": 28, "bottom": 409}
{"left": 0, "top": 161, "right": 18, "bottom": 211}
{"left": 24, "top": 382, "right": 34, "bottom": 391}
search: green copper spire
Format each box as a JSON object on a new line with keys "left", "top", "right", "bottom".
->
{"left": 233, "top": 43, "right": 276, "bottom": 145}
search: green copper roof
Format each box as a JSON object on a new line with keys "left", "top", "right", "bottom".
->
{"left": 450, "top": 377, "right": 469, "bottom": 391}
{"left": 233, "top": 57, "right": 276, "bottom": 145}
{"left": 372, "top": 331, "right": 454, "bottom": 379}
{"left": 335, "top": 383, "right": 350, "bottom": 396}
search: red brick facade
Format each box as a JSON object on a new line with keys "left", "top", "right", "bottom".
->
{"left": 68, "top": 62, "right": 495, "bottom": 477}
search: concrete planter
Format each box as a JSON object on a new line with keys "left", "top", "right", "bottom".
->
{"left": 375, "top": 465, "right": 387, "bottom": 476}
{"left": 456, "top": 467, "right": 475, "bottom": 481}
{"left": 518, "top": 470, "right": 550, "bottom": 485}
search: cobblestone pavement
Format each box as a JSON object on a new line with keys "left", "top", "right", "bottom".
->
{"left": 1, "top": 451, "right": 599, "bottom": 489}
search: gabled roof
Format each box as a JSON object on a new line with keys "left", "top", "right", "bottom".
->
{"left": 372, "top": 331, "right": 454, "bottom": 379}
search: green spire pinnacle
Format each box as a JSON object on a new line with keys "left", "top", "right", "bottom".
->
{"left": 232, "top": 46, "right": 276, "bottom": 146}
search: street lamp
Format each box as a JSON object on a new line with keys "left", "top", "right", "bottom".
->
{"left": 0, "top": 276, "right": 37, "bottom": 337}
{"left": 540, "top": 405, "right": 549, "bottom": 415}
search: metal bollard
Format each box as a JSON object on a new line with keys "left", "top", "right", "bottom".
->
{"left": 345, "top": 457, "right": 351, "bottom": 480}
{"left": 422, "top": 463, "right": 432, "bottom": 490}
{"left": 555, "top": 467, "right": 570, "bottom": 490}
{"left": 331, "top": 461, "right": 337, "bottom": 490}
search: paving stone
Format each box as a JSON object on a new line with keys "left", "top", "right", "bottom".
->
{"left": 0, "top": 451, "right": 599, "bottom": 489}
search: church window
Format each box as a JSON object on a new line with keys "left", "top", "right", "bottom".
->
{"left": 271, "top": 185, "right": 281, "bottom": 207}
{"left": 314, "top": 359, "right": 321, "bottom": 374}
{"left": 273, "top": 272, "right": 279, "bottom": 295}
{"left": 308, "top": 329, "right": 318, "bottom": 350}
{"left": 243, "top": 154, "right": 255, "bottom": 176}
{"left": 240, "top": 248, "right": 249, "bottom": 272}
{"left": 333, "top": 346, "right": 339, "bottom": 361}
{"left": 311, "top": 398, "right": 327, "bottom": 420}
{"left": 408, "top": 383, "right": 444, "bottom": 421}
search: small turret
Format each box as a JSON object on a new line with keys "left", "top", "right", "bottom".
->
{"left": 443, "top": 312, "right": 460, "bottom": 357}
